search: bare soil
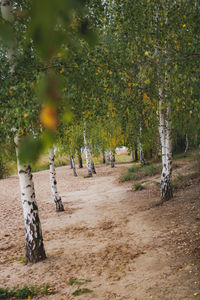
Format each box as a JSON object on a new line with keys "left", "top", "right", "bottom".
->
{"left": 0, "top": 159, "right": 200, "bottom": 300}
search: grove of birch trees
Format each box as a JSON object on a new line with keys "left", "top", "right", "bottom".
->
{"left": 0, "top": 0, "right": 199, "bottom": 263}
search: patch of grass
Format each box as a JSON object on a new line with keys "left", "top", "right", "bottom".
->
{"left": 72, "top": 288, "right": 93, "bottom": 296}
{"left": 0, "top": 284, "right": 56, "bottom": 299}
{"left": 119, "top": 172, "right": 138, "bottom": 182}
{"left": 172, "top": 171, "right": 199, "bottom": 191}
{"left": 128, "top": 165, "right": 141, "bottom": 173}
{"left": 68, "top": 278, "right": 91, "bottom": 286}
{"left": 174, "top": 152, "right": 190, "bottom": 159}
{"left": 133, "top": 183, "right": 144, "bottom": 191}
{"left": 143, "top": 165, "right": 161, "bottom": 177}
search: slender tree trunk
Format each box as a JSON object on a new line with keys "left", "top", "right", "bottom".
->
{"left": 83, "top": 129, "right": 92, "bottom": 177}
{"left": 49, "top": 148, "right": 64, "bottom": 212}
{"left": 158, "top": 86, "right": 173, "bottom": 202}
{"left": 184, "top": 134, "right": 189, "bottom": 153}
{"left": 89, "top": 148, "right": 96, "bottom": 174}
{"left": 78, "top": 151, "right": 83, "bottom": 168}
{"left": 106, "top": 151, "right": 110, "bottom": 165}
{"left": 110, "top": 151, "right": 115, "bottom": 168}
{"left": 14, "top": 136, "right": 46, "bottom": 263}
{"left": 69, "top": 156, "right": 73, "bottom": 169}
{"left": 102, "top": 150, "right": 106, "bottom": 164}
{"left": 71, "top": 154, "right": 77, "bottom": 176}
{"left": 135, "top": 148, "right": 138, "bottom": 162}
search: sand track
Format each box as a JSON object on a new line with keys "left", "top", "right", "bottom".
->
{"left": 0, "top": 162, "right": 200, "bottom": 299}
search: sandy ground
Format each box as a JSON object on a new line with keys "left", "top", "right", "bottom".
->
{"left": 0, "top": 161, "right": 200, "bottom": 300}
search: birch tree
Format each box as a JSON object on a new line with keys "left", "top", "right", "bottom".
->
{"left": 49, "top": 148, "right": 64, "bottom": 211}
{"left": 1, "top": 0, "right": 46, "bottom": 263}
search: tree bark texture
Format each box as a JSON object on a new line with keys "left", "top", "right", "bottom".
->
{"left": 159, "top": 86, "right": 173, "bottom": 202}
{"left": 78, "top": 152, "right": 83, "bottom": 168}
{"left": 106, "top": 152, "right": 110, "bottom": 165}
{"left": 49, "top": 148, "right": 64, "bottom": 212}
{"left": 71, "top": 154, "right": 77, "bottom": 176}
{"left": 89, "top": 148, "right": 96, "bottom": 174}
{"left": 15, "top": 136, "right": 46, "bottom": 263}
{"left": 83, "top": 129, "right": 92, "bottom": 177}
{"left": 110, "top": 151, "right": 115, "bottom": 168}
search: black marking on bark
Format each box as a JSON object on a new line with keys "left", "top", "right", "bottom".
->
{"left": 26, "top": 184, "right": 32, "bottom": 188}
{"left": 32, "top": 202, "right": 38, "bottom": 211}
{"left": 54, "top": 180, "right": 57, "bottom": 185}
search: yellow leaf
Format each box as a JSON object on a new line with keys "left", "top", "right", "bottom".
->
{"left": 109, "top": 71, "right": 112, "bottom": 75}
{"left": 144, "top": 51, "right": 149, "bottom": 56}
{"left": 103, "top": 17, "right": 106, "bottom": 21}
{"left": 131, "top": 60, "right": 135, "bottom": 64}
{"left": 40, "top": 106, "right": 58, "bottom": 130}
{"left": 60, "top": 68, "right": 64, "bottom": 74}
{"left": 194, "top": 293, "right": 199, "bottom": 296}
{"left": 24, "top": 113, "right": 28, "bottom": 118}
{"left": 57, "top": 52, "right": 62, "bottom": 57}
{"left": 189, "top": 110, "right": 192, "bottom": 114}
{"left": 183, "top": 24, "right": 186, "bottom": 28}
{"left": 188, "top": 42, "right": 191, "bottom": 46}
{"left": 128, "top": 82, "right": 132, "bottom": 87}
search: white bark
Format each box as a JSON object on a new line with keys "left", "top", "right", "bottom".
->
{"left": 185, "top": 134, "right": 189, "bottom": 153}
{"left": 110, "top": 151, "right": 115, "bottom": 168}
{"left": 49, "top": 148, "right": 64, "bottom": 211}
{"left": 15, "top": 136, "right": 46, "bottom": 263}
{"left": 71, "top": 154, "right": 77, "bottom": 176}
{"left": 83, "top": 129, "right": 92, "bottom": 177}
{"left": 158, "top": 86, "right": 173, "bottom": 201}
{"left": 106, "top": 151, "right": 110, "bottom": 165}
{"left": 89, "top": 148, "right": 96, "bottom": 174}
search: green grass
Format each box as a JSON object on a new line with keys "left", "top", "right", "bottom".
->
{"left": 120, "top": 163, "right": 162, "bottom": 183}
{"left": 133, "top": 183, "right": 144, "bottom": 191}
{"left": 128, "top": 165, "right": 141, "bottom": 172}
{"left": 0, "top": 284, "right": 55, "bottom": 299}
{"left": 119, "top": 173, "right": 138, "bottom": 182}
{"left": 72, "top": 288, "right": 93, "bottom": 296}
{"left": 68, "top": 278, "right": 91, "bottom": 286}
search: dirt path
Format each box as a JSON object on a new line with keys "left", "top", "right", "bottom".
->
{"left": 0, "top": 162, "right": 200, "bottom": 299}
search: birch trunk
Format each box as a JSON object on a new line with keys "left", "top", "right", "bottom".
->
{"left": 15, "top": 136, "right": 46, "bottom": 263}
{"left": 89, "top": 148, "right": 96, "bottom": 174}
{"left": 110, "top": 151, "right": 115, "bottom": 168}
{"left": 159, "top": 86, "right": 173, "bottom": 202}
{"left": 69, "top": 156, "right": 73, "bottom": 169}
{"left": 184, "top": 134, "right": 189, "bottom": 153}
{"left": 78, "top": 151, "right": 83, "bottom": 168}
{"left": 83, "top": 129, "right": 92, "bottom": 177}
{"left": 49, "top": 148, "right": 64, "bottom": 212}
{"left": 102, "top": 150, "right": 106, "bottom": 164}
{"left": 71, "top": 154, "right": 77, "bottom": 176}
{"left": 106, "top": 152, "right": 110, "bottom": 165}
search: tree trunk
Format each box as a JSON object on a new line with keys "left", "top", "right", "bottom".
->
{"left": 110, "top": 151, "right": 115, "bottom": 168}
{"left": 83, "top": 129, "right": 92, "bottom": 177}
{"left": 49, "top": 148, "right": 64, "bottom": 212}
{"left": 135, "top": 148, "right": 138, "bottom": 162}
{"left": 89, "top": 148, "right": 96, "bottom": 174}
{"left": 159, "top": 86, "right": 173, "bottom": 202}
{"left": 71, "top": 154, "right": 77, "bottom": 176}
{"left": 102, "top": 150, "right": 106, "bottom": 164}
{"left": 15, "top": 136, "right": 46, "bottom": 263}
{"left": 106, "top": 152, "right": 110, "bottom": 165}
{"left": 69, "top": 156, "right": 73, "bottom": 169}
{"left": 184, "top": 134, "right": 189, "bottom": 153}
{"left": 78, "top": 152, "right": 83, "bottom": 168}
